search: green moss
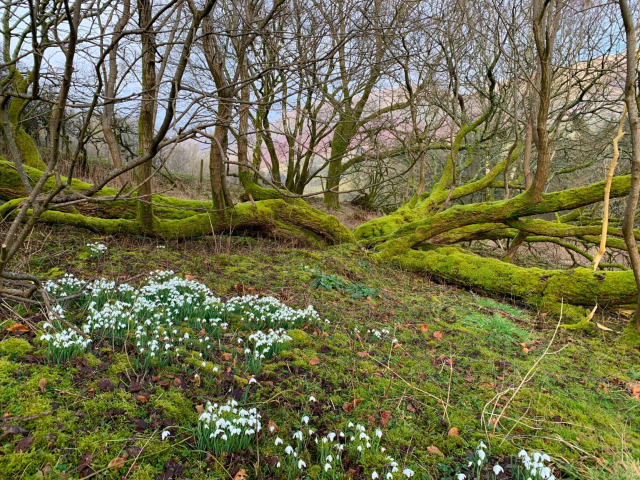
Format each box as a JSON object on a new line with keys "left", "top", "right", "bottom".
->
{"left": 0, "top": 337, "right": 33, "bottom": 358}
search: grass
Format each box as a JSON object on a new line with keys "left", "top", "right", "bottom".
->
{"left": 0, "top": 223, "right": 639, "bottom": 479}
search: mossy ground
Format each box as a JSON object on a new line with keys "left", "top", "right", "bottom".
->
{"left": 1, "top": 224, "right": 639, "bottom": 479}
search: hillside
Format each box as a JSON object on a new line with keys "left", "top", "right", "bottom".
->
{"left": 1, "top": 225, "right": 639, "bottom": 479}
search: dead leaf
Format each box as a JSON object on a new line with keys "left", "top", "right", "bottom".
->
{"left": 38, "top": 378, "right": 47, "bottom": 393}
{"left": 595, "top": 323, "right": 615, "bottom": 332}
{"left": 108, "top": 457, "right": 126, "bottom": 470}
{"left": 356, "top": 352, "right": 369, "bottom": 357}
{"left": 464, "top": 376, "right": 474, "bottom": 383}
{"left": 308, "top": 357, "right": 320, "bottom": 366}
{"left": 267, "top": 419, "right": 278, "bottom": 433}
{"left": 427, "top": 445, "right": 444, "bottom": 457}
{"left": 173, "top": 377, "right": 182, "bottom": 387}
{"left": 15, "top": 436, "right": 33, "bottom": 452}
{"left": 233, "top": 469, "right": 248, "bottom": 480}
{"left": 419, "top": 324, "right": 429, "bottom": 332}
{"left": 433, "top": 331, "right": 443, "bottom": 340}
{"left": 488, "top": 418, "right": 499, "bottom": 426}
{"left": 380, "top": 410, "right": 392, "bottom": 426}
{"left": 137, "top": 395, "right": 148, "bottom": 404}
{"left": 7, "top": 323, "right": 29, "bottom": 334}
{"left": 406, "top": 402, "right": 418, "bottom": 413}
{"left": 626, "top": 382, "right": 640, "bottom": 400}
{"left": 195, "top": 405, "right": 204, "bottom": 414}
{"left": 185, "top": 274, "right": 196, "bottom": 281}
{"left": 448, "top": 427, "right": 459, "bottom": 436}
{"left": 342, "top": 402, "right": 354, "bottom": 412}
{"left": 222, "top": 352, "right": 233, "bottom": 361}
{"left": 522, "top": 347, "right": 529, "bottom": 354}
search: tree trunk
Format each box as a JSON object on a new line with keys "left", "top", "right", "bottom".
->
{"left": 137, "top": 0, "right": 156, "bottom": 232}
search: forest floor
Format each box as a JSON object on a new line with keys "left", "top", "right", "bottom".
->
{"left": 1, "top": 224, "right": 639, "bottom": 480}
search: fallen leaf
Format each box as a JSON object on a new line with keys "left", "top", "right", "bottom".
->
{"left": 38, "top": 378, "right": 47, "bottom": 393}
{"left": 419, "top": 324, "right": 429, "bottom": 332}
{"left": 522, "top": 347, "right": 529, "bottom": 354}
{"left": 7, "top": 323, "right": 29, "bottom": 334}
{"left": 595, "top": 322, "right": 615, "bottom": 332}
{"left": 343, "top": 402, "right": 354, "bottom": 412}
{"left": 137, "top": 395, "right": 148, "bottom": 404}
{"left": 308, "top": 357, "right": 320, "bottom": 366}
{"left": 173, "top": 377, "right": 182, "bottom": 387}
{"left": 15, "top": 436, "right": 33, "bottom": 452}
{"left": 479, "top": 382, "right": 495, "bottom": 388}
{"left": 489, "top": 418, "right": 499, "bottom": 426}
{"left": 380, "top": 410, "right": 392, "bottom": 426}
{"left": 427, "top": 445, "right": 444, "bottom": 457}
{"left": 267, "top": 419, "right": 278, "bottom": 433}
{"left": 97, "top": 378, "right": 114, "bottom": 392}
{"left": 108, "top": 457, "right": 126, "bottom": 470}
{"left": 433, "top": 331, "right": 443, "bottom": 340}
{"left": 406, "top": 402, "right": 418, "bottom": 413}
{"left": 356, "top": 352, "right": 369, "bottom": 357}
{"left": 233, "top": 469, "right": 248, "bottom": 480}
{"left": 448, "top": 427, "right": 459, "bottom": 436}
{"left": 626, "top": 382, "right": 640, "bottom": 400}
{"left": 185, "top": 274, "right": 196, "bottom": 281}
{"left": 222, "top": 352, "right": 233, "bottom": 361}
{"left": 464, "top": 376, "right": 474, "bottom": 383}
{"left": 195, "top": 405, "right": 204, "bottom": 414}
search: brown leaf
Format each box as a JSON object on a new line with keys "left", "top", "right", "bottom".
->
{"left": 419, "top": 324, "right": 429, "bottom": 332}
{"left": 356, "top": 352, "right": 369, "bottom": 357}
{"left": 448, "top": 427, "right": 459, "bottom": 436}
{"left": 137, "top": 395, "right": 148, "bottom": 404}
{"left": 464, "top": 376, "right": 474, "bottom": 383}
{"left": 522, "top": 347, "right": 529, "bottom": 354}
{"left": 108, "top": 457, "right": 126, "bottom": 470}
{"left": 308, "top": 357, "right": 320, "bottom": 366}
{"left": 267, "top": 419, "right": 279, "bottom": 433}
{"left": 488, "top": 418, "right": 499, "bottom": 426}
{"left": 342, "top": 402, "right": 354, "bottom": 413}
{"left": 7, "top": 323, "right": 29, "bottom": 334}
{"left": 173, "top": 377, "right": 182, "bottom": 387}
{"left": 479, "top": 382, "right": 496, "bottom": 388}
{"left": 433, "top": 331, "right": 443, "bottom": 340}
{"left": 222, "top": 352, "right": 233, "bottom": 361}
{"left": 406, "top": 402, "right": 417, "bottom": 413}
{"left": 233, "top": 469, "right": 248, "bottom": 480}
{"left": 38, "top": 378, "right": 47, "bottom": 393}
{"left": 195, "top": 405, "right": 204, "bottom": 414}
{"left": 380, "top": 410, "right": 392, "bottom": 426}
{"left": 427, "top": 445, "right": 444, "bottom": 457}
{"left": 626, "top": 382, "right": 640, "bottom": 400}
{"left": 185, "top": 274, "right": 196, "bottom": 281}
{"left": 97, "top": 378, "right": 114, "bottom": 392}
{"left": 15, "top": 436, "right": 33, "bottom": 453}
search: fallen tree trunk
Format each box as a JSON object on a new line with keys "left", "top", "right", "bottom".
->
{"left": 0, "top": 159, "right": 354, "bottom": 245}
{"left": 397, "top": 247, "right": 637, "bottom": 326}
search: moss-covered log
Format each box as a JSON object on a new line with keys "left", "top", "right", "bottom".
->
{"left": 396, "top": 247, "right": 637, "bottom": 324}
{"left": 0, "top": 159, "right": 354, "bottom": 245}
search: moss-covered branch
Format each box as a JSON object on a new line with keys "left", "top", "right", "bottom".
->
{"left": 396, "top": 247, "right": 637, "bottom": 324}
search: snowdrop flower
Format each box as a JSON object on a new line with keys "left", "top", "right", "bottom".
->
{"left": 493, "top": 465, "right": 504, "bottom": 475}
{"left": 249, "top": 377, "right": 258, "bottom": 385}
{"left": 457, "top": 475, "right": 466, "bottom": 480}
{"left": 402, "top": 468, "right": 415, "bottom": 477}
{"left": 161, "top": 430, "right": 170, "bottom": 440}
{"left": 375, "top": 428, "right": 383, "bottom": 439}
{"left": 309, "top": 396, "right": 316, "bottom": 402}
{"left": 301, "top": 416, "right": 310, "bottom": 424}
{"left": 477, "top": 450, "right": 486, "bottom": 461}
{"left": 297, "top": 459, "right": 306, "bottom": 469}
{"left": 285, "top": 445, "right": 294, "bottom": 455}
{"left": 293, "top": 430, "right": 303, "bottom": 441}
{"left": 274, "top": 437, "right": 283, "bottom": 446}
{"left": 324, "top": 464, "right": 332, "bottom": 472}
{"left": 372, "top": 472, "right": 379, "bottom": 479}
{"left": 478, "top": 441, "right": 487, "bottom": 449}
{"left": 518, "top": 450, "right": 528, "bottom": 458}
